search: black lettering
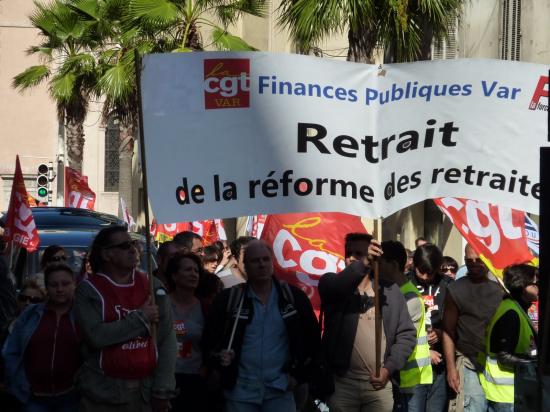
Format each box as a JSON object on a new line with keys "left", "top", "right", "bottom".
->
{"left": 464, "top": 165, "right": 476, "bottom": 185}
{"left": 330, "top": 180, "right": 357, "bottom": 198}
{"left": 249, "top": 180, "right": 260, "bottom": 198}
{"left": 444, "top": 168, "right": 461, "bottom": 183}
{"left": 440, "top": 122, "right": 459, "bottom": 146}
{"left": 432, "top": 168, "right": 444, "bottom": 183}
{"left": 410, "top": 171, "right": 422, "bottom": 189}
{"left": 360, "top": 185, "right": 374, "bottom": 203}
{"left": 334, "top": 135, "right": 358, "bottom": 158}
{"left": 297, "top": 123, "right": 329, "bottom": 153}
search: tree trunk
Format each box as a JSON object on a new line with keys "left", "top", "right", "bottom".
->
{"left": 347, "top": 26, "right": 377, "bottom": 63}
{"left": 118, "top": 116, "right": 136, "bottom": 219}
{"left": 65, "top": 117, "right": 85, "bottom": 173}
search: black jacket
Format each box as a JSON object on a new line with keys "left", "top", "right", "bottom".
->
{"left": 319, "top": 261, "right": 416, "bottom": 377}
{"left": 201, "top": 277, "right": 321, "bottom": 389}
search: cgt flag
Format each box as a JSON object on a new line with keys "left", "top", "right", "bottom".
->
{"left": 3, "top": 156, "right": 40, "bottom": 252}
{"left": 150, "top": 219, "right": 226, "bottom": 244}
{"left": 434, "top": 197, "right": 538, "bottom": 278}
{"left": 190, "top": 219, "right": 226, "bottom": 245}
{"left": 65, "top": 167, "right": 96, "bottom": 210}
{"left": 261, "top": 212, "right": 369, "bottom": 310}
{"left": 150, "top": 219, "right": 190, "bottom": 243}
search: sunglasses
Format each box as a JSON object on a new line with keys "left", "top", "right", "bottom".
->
{"left": 18, "top": 294, "right": 43, "bottom": 304}
{"left": 105, "top": 240, "right": 139, "bottom": 250}
{"left": 465, "top": 257, "right": 484, "bottom": 265}
{"left": 49, "top": 255, "right": 67, "bottom": 262}
{"left": 441, "top": 265, "right": 457, "bottom": 273}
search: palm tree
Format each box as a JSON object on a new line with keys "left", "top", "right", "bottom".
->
{"left": 13, "top": 0, "right": 98, "bottom": 172}
{"left": 277, "top": 0, "right": 463, "bottom": 63}
{"left": 70, "top": 0, "right": 266, "bottom": 218}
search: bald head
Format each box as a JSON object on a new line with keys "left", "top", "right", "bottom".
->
{"left": 243, "top": 240, "right": 274, "bottom": 284}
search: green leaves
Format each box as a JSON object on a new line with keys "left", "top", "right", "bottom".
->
{"left": 211, "top": 27, "right": 258, "bottom": 51}
{"left": 128, "top": 0, "right": 180, "bottom": 31}
{"left": 12, "top": 65, "right": 50, "bottom": 90}
{"left": 277, "top": 0, "right": 463, "bottom": 63}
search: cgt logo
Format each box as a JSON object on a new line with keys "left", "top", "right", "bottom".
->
{"left": 204, "top": 59, "right": 250, "bottom": 109}
{"left": 529, "top": 75, "right": 548, "bottom": 111}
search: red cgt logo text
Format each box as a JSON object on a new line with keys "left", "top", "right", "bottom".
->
{"left": 204, "top": 59, "right": 250, "bottom": 109}
{"left": 529, "top": 75, "right": 548, "bottom": 111}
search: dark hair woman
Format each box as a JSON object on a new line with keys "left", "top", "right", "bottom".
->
{"left": 165, "top": 253, "right": 207, "bottom": 412}
{"left": 2, "top": 263, "right": 81, "bottom": 411}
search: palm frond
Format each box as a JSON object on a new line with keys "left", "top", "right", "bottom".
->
{"left": 210, "top": 26, "right": 258, "bottom": 51}
{"left": 12, "top": 65, "right": 50, "bottom": 90}
{"left": 127, "top": 0, "right": 180, "bottom": 31}
{"left": 50, "top": 72, "right": 77, "bottom": 103}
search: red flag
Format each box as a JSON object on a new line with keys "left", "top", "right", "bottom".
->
{"left": 150, "top": 219, "right": 191, "bottom": 243}
{"left": 150, "top": 219, "right": 226, "bottom": 245}
{"left": 64, "top": 166, "right": 96, "bottom": 210}
{"left": 191, "top": 220, "right": 226, "bottom": 245}
{"left": 434, "top": 197, "right": 537, "bottom": 278}
{"left": 261, "top": 212, "right": 369, "bottom": 309}
{"left": 3, "top": 156, "right": 40, "bottom": 252}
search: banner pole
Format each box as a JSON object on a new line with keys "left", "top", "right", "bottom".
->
{"left": 374, "top": 259, "right": 382, "bottom": 377}
{"left": 8, "top": 240, "right": 14, "bottom": 272}
{"left": 134, "top": 51, "right": 156, "bottom": 340}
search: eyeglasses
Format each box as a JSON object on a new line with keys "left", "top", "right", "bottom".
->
{"left": 465, "top": 257, "right": 484, "bottom": 265}
{"left": 105, "top": 240, "right": 138, "bottom": 250}
{"left": 18, "top": 294, "right": 43, "bottom": 304}
{"left": 441, "top": 265, "right": 458, "bottom": 273}
{"left": 49, "top": 255, "right": 67, "bottom": 262}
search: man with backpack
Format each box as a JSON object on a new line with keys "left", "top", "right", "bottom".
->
{"left": 202, "top": 239, "right": 320, "bottom": 411}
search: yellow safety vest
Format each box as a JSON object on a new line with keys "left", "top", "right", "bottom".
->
{"left": 478, "top": 297, "right": 535, "bottom": 403}
{"left": 399, "top": 281, "right": 433, "bottom": 388}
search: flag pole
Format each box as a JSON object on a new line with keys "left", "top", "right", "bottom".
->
{"left": 373, "top": 259, "right": 382, "bottom": 377}
{"left": 134, "top": 51, "right": 155, "bottom": 307}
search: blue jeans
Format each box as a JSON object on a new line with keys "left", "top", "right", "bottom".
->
{"left": 24, "top": 391, "right": 79, "bottom": 412}
{"left": 427, "top": 369, "right": 448, "bottom": 412}
{"left": 398, "top": 385, "right": 429, "bottom": 412}
{"left": 463, "top": 367, "right": 488, "bottom": 412}
{"left": 488, "top": 401, "right": 513, "bottom": 412}
{"left": 225, "top": 390, "right": 296, "bottom": 412}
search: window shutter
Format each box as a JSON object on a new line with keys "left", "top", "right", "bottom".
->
{"left": 500, "top": 0, "right": 521, "bottom": 61}
{"left": 432, "top": 18, "right": 458, "bottom": 60}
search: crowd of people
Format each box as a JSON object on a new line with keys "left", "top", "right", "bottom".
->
{"left": 0, "top": 227, "right": 539, "bottom": 412}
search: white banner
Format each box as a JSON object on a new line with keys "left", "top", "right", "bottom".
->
{"left": 140, "top": 52, "right": 549, "bottom": 223}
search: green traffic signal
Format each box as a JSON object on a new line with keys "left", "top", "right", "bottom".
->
{"left": 37, "top": 187, "right": 48, "bottom": 197}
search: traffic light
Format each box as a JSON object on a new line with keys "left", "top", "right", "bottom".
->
{"left": 36, "top": 163, "right": 49, "bottom": 200}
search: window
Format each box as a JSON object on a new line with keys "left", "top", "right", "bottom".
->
{"left": 500, "top": 0, "right": 521, "bottom": 61}
{"left": 104, "top": 117, "right": 119, "bottom": 192}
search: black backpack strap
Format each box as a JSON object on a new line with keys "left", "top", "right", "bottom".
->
{"left": 226, "top": 283, "right": 244, "bottom": 316}
{"left": 279, "top": 280, "right": 295, "bottom": 305}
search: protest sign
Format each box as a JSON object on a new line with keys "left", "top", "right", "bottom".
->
{"left": 140, "top": 53, "right": 549, "bottom": 222}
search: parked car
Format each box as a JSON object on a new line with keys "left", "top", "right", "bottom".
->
{"left": 1, "top": 208, "right": 156, "bottom": 287}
